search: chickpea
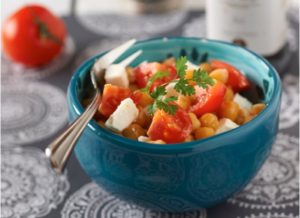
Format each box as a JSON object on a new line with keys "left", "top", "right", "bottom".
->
{"left": 250, "top": 103, "right": 266, "bottom": 116}
{"left": 244, "top": 115, "right": 254, "bottom": 123}
{"left": 138, "top": 136, "right": 166, "bottom": 144}
{"left": 185, "top": 69, "right": 193, "bottom": 80}
{"left": 194, "top": 127, "right": 215, "bottom": 140}
{"left": 163, "top": 57, "right": 176, "bottom": 66}
{"left": 149, "top": 139, "right": 166, "bottom": 144}
{"left": 185, "top": 134, "right": 195, "bottom": 142}
{"left": 219, "top": 101, "right": 240, "bottom": 121}
{"left": 184, "top": 70, "right": 197, "bottom": 86}
{"left": 126, "top": 67, "right": 136, "bottom": 83}
{"left": 122, "top": 124, "right": 146, "bottom": 139}
{"left": 223, "top": 87, "right": 234, "bottom": 102}
{"left": 209, "top": 69, "right": 229, "bottom": 84}
{"left": 188, "top": 112, "right": 201, "bottom": 131}
{"left": 200, "top": 113, "right": 219, "bottom": 130}
{"left": 135, "top": 107, "right": 151, "bottom": 128}
{"left": 199, "top": 62, "right": 213, "bottom": 73}
{"left": 138, "top": 92, "right": 154, "bottom": 108}
{"left": 235, "top": 108, "right": 249, "bottom": 125}
{"left": 129, "top": 84, "right": 139, "bottom": 91}
{"left": 177, "top": 95, "right": 192, "bottom": 110}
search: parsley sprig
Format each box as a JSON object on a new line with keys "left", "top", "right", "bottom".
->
{"left": 193, "top": 69, "right": 215, "bottom": 89}
{"left": 144, "top": 56, "right": 215, "bottom": 116}
{"left": 174, "top": 79, "right": 195, "bottom": 96}
{"left": 147, "top": 86, "right": 178, "bottom": 115}
{"left": 174, "top": 56, "right": 214, "bottom": 95}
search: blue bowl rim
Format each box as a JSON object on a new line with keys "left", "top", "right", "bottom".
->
{"left": 68, "top": 36, "right": 282, "bottom": 153}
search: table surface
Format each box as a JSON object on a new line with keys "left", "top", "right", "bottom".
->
{"left": 1, "top": 9, "right": 299, "bottom": 218}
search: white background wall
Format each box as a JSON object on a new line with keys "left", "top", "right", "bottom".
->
{"left": 1, "top": 0, "right": 206, "bottom": 22}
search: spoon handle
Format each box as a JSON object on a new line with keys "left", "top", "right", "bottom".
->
{"left": 45, "top": 91, "right": 101, "bottom": 173}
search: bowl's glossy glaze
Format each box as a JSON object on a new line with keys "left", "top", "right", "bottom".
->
{"left": 67, "top": 37, "right": 281, "bottom": 211}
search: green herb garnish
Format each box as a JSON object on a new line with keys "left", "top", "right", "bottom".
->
{"left": 175, "top": 56, "right": 188, "bottom": 78}
{"left": 148, "top": 98, "right": 178, "bottom": 116}
{"left": 192, "top": 69, "right": 215, "bottom": 89}
{"left": 174, "top": 56, "right": 196, "bottom": 96}
{"left": 174, "top": 79, "right": 195, "bottom": 96}
{"left": 141, "top": 71, "right": 169, "bottom": 92}
{"left": 147, "top": 86, "right": 178, "bottom": 115}
{"left": 144, "top": 56, "right": 215, "bottom": 116}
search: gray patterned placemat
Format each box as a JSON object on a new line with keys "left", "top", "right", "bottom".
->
{"left": 76, "top": 11, "right": 187, "bottom": 38}
{"left": 1, "top": 82, "right": 68, "bottom": 145}
{"left": 61, "top": 182, "right": 207, "bottom": 218}
{"left": 1, "top": 146, "right": 70, "bottom": 218}
{"left": 228, "top": 133, "right": 299, "bottom": 210}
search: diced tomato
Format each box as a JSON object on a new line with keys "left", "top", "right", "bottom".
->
{"left": 134, "top": 62, "right": 177, "bottom": 90}
{"left": 130, "top": 90, "right": 153, "bottom": 107}
{"left": 130, "top": 91, "right": 142, "bottom": 105}
{"left": 98, "top": 84, "right": 132, "bottom": 117}
{"left": 134, "top": 62, "right": 159, "bottom": 88}
{"left": 147, "top": 106, "right": 192, "bottom": 143}
{"left": 210, "top": 60, "right": 250, "bottom": 92}
{"left": 190, "top": 81, "right": 226, "bottom": 117}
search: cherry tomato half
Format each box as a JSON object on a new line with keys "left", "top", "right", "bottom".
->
{"left": 2, "top": 5, "right": 66, "bottom": 67}
{"left": 190, "top": 81, "right": 226, "bottom": 117}
{"left": 210, "top": 60, "right": 250, "bottom": 92}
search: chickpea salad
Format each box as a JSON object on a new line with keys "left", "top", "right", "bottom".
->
{"left": 82, "top": 56, "right": 266, "bottom": 144}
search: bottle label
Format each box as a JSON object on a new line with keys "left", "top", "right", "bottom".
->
{"left": 206, "top": 0, "right": 288, "bottom": 56}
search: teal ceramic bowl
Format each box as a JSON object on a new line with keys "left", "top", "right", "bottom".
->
{"left": 67, "top": 37, "right": 281, "bottom": 211}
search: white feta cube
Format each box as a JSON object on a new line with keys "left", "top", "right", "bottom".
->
{"left": 233, "top": 93, "right": 253, "bottom": 111}
{"left": 104, "top": 64, "right": 129, "bottom": 88}
{"left": 216, "top": 118, "right": 239, "bottom": 134}
{"left": 186, "top": 61, "right": 199, "bottom": 70}
{"left": 165, "top": 81, "right": 179, "bottom": 98}
{"left": 105, "top": 98, "right": 138, "bottom": 132}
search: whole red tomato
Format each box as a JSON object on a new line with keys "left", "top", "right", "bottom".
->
{"left": 2, "top": 5, "right": 67, "bottom": 67}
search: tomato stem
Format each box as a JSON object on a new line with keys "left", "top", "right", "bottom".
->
{"left": 29, "top": 8, "right": 62, "bottom": 44}
{"left": 34, "top": 18, "right": 62, "bottom": 44}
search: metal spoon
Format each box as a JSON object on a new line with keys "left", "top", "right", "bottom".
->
{"left": 45, "top": 39, "right": 141, "bottom": 173}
